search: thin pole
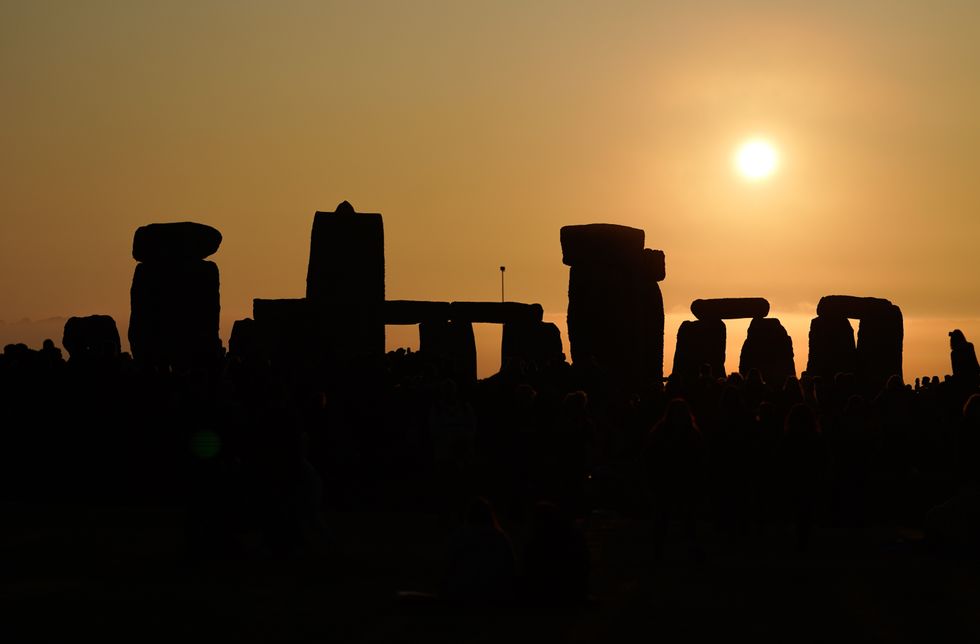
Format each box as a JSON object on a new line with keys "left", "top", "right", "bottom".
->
{"left": 500, "top": 266, "right": 506, "bottom": 302}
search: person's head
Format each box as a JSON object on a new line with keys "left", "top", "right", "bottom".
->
{"left": 782, "top": 376, "right": 804, "bottom": 404}
{"left": 726, "top": 372, "right": 744, "bottom": 388}
{"left": 885, "top": 374, "right": 904, "bottom": 393}
{"left": 842, "top": 394, "right": 867, "bottom": 418}
{"left": 660, "top": 398, "right": 698, "bottom": 433}
{"left": 834, "top": 372, "right": 857, "bottom": 394}
{"left": 812, "top": 377, "right": 830, "bottom": 405}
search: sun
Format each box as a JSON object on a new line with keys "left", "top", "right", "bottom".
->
{"left": 735, "top": 138, "right": 779, "bottom": 181}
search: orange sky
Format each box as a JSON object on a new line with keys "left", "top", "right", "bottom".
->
{"left": 2, "top": 2, "right": 979, "bottom": 378}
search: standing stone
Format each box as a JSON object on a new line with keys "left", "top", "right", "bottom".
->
{"left": 502, "top": 321, "right": 564, "bottom": 367}
{"left": 739, "top": 317, "right": 795, "bottom": 386}
{"left": 419, "top": 320, "right": 450, "bottom": 357}
{"left": 566, "top": 262, "right": 631, "bottom": 369}
{"left": 856, "top": 303, "right": 903, "bottom": 391}
{"left": 638, "top": 255, "right": 665, "bottom": 385}
{"left": 228, "top": 318, "right": 256, "bottom": 361}
{"left": 129, "top": 223, "right": 221, "bottom": 371}
{"left": 806, "top": 315, "right": 857, "bottom": 380}
{"left": 448, "top": 320, "right": 477, "bottom": 382}
{"left": 306, "top": 200, "right": 385, "bottom": 367}
{"left": 252, "top": 298, "right": 315, "bottom": 374}
{"left": 62, "top": 315, "right": 121, "bottom": 361}
{"left": 561, "top": 224, "right": 665, "bottom": 387}
{"left": 641, "top": 248, "right": 666, "bottom": 282}
{"left": 672, "top": 319, "right": 726, "bottom": 381}
{"left": 419, "top": 319, "right": 476, "bottom": 382}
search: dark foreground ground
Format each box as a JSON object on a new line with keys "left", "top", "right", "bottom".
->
{"left": 4, "top": 505, "right": 980, "bottom": 644}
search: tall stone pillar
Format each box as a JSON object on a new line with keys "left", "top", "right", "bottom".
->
{"left": 502, "top": 321, "right": 564, "bottom": 367}
{"left": 672, "top": 319, "right": 726, "bottom": 381}
{"left": 806, "top": 315, "right": 857, "bottom": 381}
{"left": 252, "top": 298, "right": 315, "bottom": 377}
{"left": 739, "top": 317, "right": 796, "bottom": 387}
{"left": 420, "top": 319, "right": 477, "bottom": 382}
{"left": 306, "top": 201, "right": 385, "bottom": 368}
{"left": 638, "top": 249, "right": 666, "bottom": 385}
{"left": 128, "top": 222, "right": 222, "bottom": 371}
{"left": 856, "top": 303, "right": 904, "bottom": 391}
{"left": 560, "top": 224, "right": 665, "bottom": 387}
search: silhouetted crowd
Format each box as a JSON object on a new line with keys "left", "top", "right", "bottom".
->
{"left": 3, "top": 329, "right": 980, "bottom": 609}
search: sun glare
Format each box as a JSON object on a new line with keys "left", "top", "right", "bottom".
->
{"left": 735, "top": 138, "right": 779, "bottom": 181}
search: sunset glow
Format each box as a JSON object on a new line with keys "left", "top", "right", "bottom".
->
{"left": 2, "top": 2, "right": 980, "bottom": 379}
{"left": 735, "top": 139, "right": 779, "bottom": 181}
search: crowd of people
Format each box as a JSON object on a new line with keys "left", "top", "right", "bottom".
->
{"left": 2, "top": 328, "right": 980, "bottom": 608}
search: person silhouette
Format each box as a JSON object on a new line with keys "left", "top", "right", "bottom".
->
{"left": 445, "top": 497, "right": 517, "bottom": 606}
{"left": 926, "top": 394, "right": 980, "bottom": 556}
{"left": 782, "top": 403, "right": 827, "bottom": 551}
{"left": 643, "top": 398, "right": 705, "bottom": 559}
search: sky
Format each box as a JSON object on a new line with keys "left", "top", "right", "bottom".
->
{"left": 2, "top": 1, "right": 979, "bottom": 378}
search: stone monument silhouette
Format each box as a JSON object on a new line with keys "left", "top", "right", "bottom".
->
{"left": 128, "top": 222, "right": 222, "bottom": 371}
{"left": 560, "top": 224, "right": 665, "bottom": 386}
